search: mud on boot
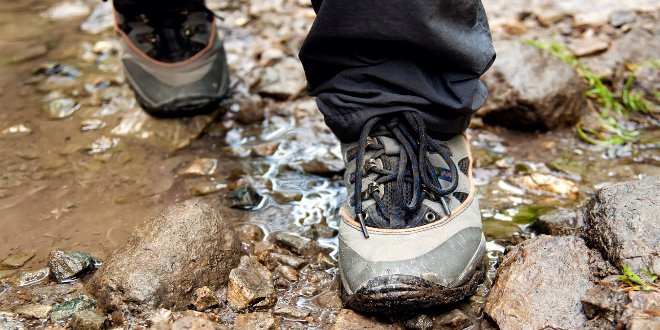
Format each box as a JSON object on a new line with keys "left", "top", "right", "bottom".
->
{"left": 338, "top": 112, "right": 485, "bottom": 313}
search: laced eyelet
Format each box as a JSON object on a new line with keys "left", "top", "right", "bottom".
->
{"left": 425, "top": 212, "right": 436, "bottom": 222}
{"left": 364, "top": 159, "right": 378, "bottom": 172}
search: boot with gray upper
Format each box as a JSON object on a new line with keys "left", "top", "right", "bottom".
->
{"left": 339, "top": 111, "right": 485, "bottom": 313}
{"left": 113, "top": 0, "right": 229, "bottom": 116}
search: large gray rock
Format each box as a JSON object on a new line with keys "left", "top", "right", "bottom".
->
{"left": 582, "top": 176, "right": 660, "bottom": 273}
{"left": 485, "top": 235, "right": 597, "bottom": 330}
{"left": 86, "top": 200, "right": 241, "bottom": 312}
{"left": 479, "top": 40, "right": 586, "bottom": 131}
{"left": 582, "top": 29, "right": 660, "bottom": 78}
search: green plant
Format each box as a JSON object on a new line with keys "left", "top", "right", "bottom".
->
{"left": 618, "top": 265, "right": 657, "bottom": 291}
{"left": 524, "top": 39, "right": 656, "bottom": 146}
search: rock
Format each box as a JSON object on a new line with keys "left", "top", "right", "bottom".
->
{"left": 485, "top": 236, "right": 597, "bottom": 329}
{"left": 404, "top": 314, "right": 434, "bottom": 330}
{"left": 1, "top": 252, "right": 35, "bottom": 269}
{"left": 296, "top": 155, "right": 344, "bottom": 176}
{"left": 331, "top": 309, "right": 396, "bottom": 330}
{"left": 581, "top": 284, "right": 628, "bottom": 323}
{"left": 14, "top": 304, "right": 52, "bottom": 319}
{"left": 251, "top": 143, "right": 278, "bottom": 157}
{"left": 190, "top": 182, "right": 227, "bottom": 196}
{"left": 14, "top": 268, "right": 49, "bottom": 287}
{"left": 271, "top": 190, "right": 303, "bottom": 204}
{"left": 48, "top": 250, "right": 95, "bottom": 283}
{"left": 534, "top": 209, "right": 585, "bottom": 236}
{"left": 570, "top": 37, "right": 610, "bottom": 57}
{"left": 316, "top": 291, "right": 343, "bottom": 309}
{"left": 573, "top": 12, "right": 609, "bottom": 27}
{"left": 258, "top": 57, "right": 306, "bottom": 99}
{"left": 273, "top": 303, "right": 310, "bottom": 320}
{"left": 50, "top": 295, "right": 97, "bottom": 323}
{"left": 0, "top": 312, "right": 24, "bottom": 330}
{"left": 515, "top": 173, "right": 579, "bottom": 198}
{"left": 274, "top": 265, "right": 298, "bottom": 281}
{"left": 610, "top": 10, "right": 636, "bottom": 28}
{"left": 111, "top": 107, "right": 218, "bottom": 149}
{"left": 191, "top": 286, "right": 219, "bottom": 311}
{"left": 86, "top": 200, "right": 241, "bottom": 312}
{"left": 582, "top": 29, "right": 660, "bottom": 79}
{"left": 70, "top": 310, "right": 107, "bottom": 330}
{"left": 235, "top": 94, "right": 265, "bottom": 125}
{"left": 236, "top": 224, "right": 266, "bottom": 244}
{"left": 234, "top": 312, "right": 277, "bottom": 330}
{"left": 43, "top": 98, "right": 80, "bottom": 119}
{"left": 622, "top": 291, "right": 660, "bottom": 329}
{"left": 311, "top": 224, "right": 338, "bottom": 239}
{"left": 227, "top": 256, "right": 275, "bottom": 310}
{"left": 171, "top": 316, "right": 226, "bottom": 330}
{"left": 178, "top": 158, "right": 218, "bottom": 176}
{"left": 269, "top": 253, "right": 307, "bottom": 269}
{"left": 479, "top": 40, "right": 586, "bottom": 131}
{"left": 226, "top": 185, "right": 262, "bottom": 209}
{"left": 483, "top": 218, "right": 520, "bottom": 239}
{"left": 273, "top": 233, "right": 313, "bottom": 255}
{"left": 582, "top": 177, "right": 660, "bottom": 273}
{"left": 434, "top": 309, "right": 471, "bottom": 329}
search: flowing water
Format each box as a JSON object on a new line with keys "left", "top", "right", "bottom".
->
{"left": 0, "top": 0, "right": 658, "bottom": 328}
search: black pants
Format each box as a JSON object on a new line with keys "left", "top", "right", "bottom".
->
{"left": 116, "top": 0, "right": 496, "bottom": 142}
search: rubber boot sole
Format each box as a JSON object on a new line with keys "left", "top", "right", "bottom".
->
{"left": 341, "top": 265, "right": 485, "bottom": 314}
{"left": 137, "top": 94, "right": 225, "bottom": 118}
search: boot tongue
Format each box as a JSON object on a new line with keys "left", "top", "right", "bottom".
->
{"left": 377, "top": 153, "right": 416, "bottom": 229}
{"left": 376, "top": 136, "right": 401, "bottom": 156}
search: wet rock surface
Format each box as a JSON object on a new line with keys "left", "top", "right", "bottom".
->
{"left": 86, "top": 200, "right": 241, "bottom": 312}
{"left": 582, "top": 176, "right": 660, "bottom": 273}
{"left": 227, "top": 256, "right": 275, "bottom": 310}
{"left": 48, "top": 250, "right": 95, "bottom": 283}
{"left": 70, "top": 310, "right": 107, "bottom": 330}
{"left": 479, "top": 40, "right": 586, "bottom": 131}
{"left": 534, "top": 209, "right": 585, "bottom": 236}
{"left": 50, "top": 295, "right": 97, "bottom": 323}
{"left": 485, "top": 235, "right": 597, "bottom": 329}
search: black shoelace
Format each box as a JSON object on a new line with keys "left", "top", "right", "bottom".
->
{"left": 351, "top": 112, "right": 459, "bottom": 238}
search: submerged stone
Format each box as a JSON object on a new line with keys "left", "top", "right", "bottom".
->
{"left": 1, "top": 251, "right": 35, "bottom": 269}
{"left": 50, "top": 295, "right": 97, "bottom": 323}
{"left": 226, "top": 185, "right": 262, "bottom": 209}
{"left": 43, "top": 98, "right": 80, "bottom": 119}
{"left": 179, "top": 158, "right": 219, "bottom": 176}
{"left": 48, "top": 250, "right": 95, "bottom": 283}
{"left": 273, "top": 232, "right": 313, "bottom": 255}
{"left": 15, "top": 268, "right": 49, "bottom": 287}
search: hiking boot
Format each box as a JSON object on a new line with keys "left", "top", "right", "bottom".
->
{"left": 338, "top": 112, "right": 485, "bottom": 313}
{"left": 113, "top": 0, "right": 229, "bottom": 116}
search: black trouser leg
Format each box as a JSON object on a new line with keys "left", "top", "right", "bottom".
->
{"left": 299, "top": 0, "right": 496, "bottom": 142}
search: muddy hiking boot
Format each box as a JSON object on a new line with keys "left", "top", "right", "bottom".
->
{"left": 339, "top": 111, "right": 485, "bottom": 313}
{"left": 112, "top": 0, "right": 229, "bottom": 116}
